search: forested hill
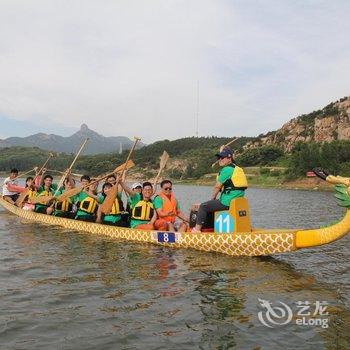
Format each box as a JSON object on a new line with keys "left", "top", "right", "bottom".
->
{"left": 1, "top": 96, "right": 350, "bottom": 181}
{"left": 0, "top": 136, "right": 253, "bottom": 177}
{"left": 2, "top": 134, "right": 350, "bottom": 182}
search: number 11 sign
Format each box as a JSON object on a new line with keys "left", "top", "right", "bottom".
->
{"left": 215, "top": 212, "right": 234, "bottom": 233}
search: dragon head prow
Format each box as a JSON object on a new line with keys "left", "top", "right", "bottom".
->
{"left": 313, "top": 168, "right": 350, "bottom": 208}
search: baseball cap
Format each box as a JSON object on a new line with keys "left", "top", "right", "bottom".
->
{"left": 215, "top": 147, "right": 233, "bottom": 159}
{"left": 132, "top": 182, "right": 142, "bottom": 190}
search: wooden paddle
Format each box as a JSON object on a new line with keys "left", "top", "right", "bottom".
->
{"left": 46, "top": 169, "right": 83, "bottom": 178}
{"left": 56, "top": 159, "right": 135, "bottom": 202}
{"left": 53, "top": 138, "right": 89, "bottom": 197}
{"left": 211, "top": 137, "right": 239, "bottom": 167}
{"left": 29, "top": 195, "right": 55, "bottom": 205}
{"left": 30, "top": 139, "right": 89, "bottom": 206}
{"left": 15, "top": 153, "right": 54, "bottom": 207}
{"left": 36, "top": 153, "right": 54, "bottom": 177}
{"left": 101, "top": 137, "right": 141, "bottom": 214}
{"left": 153, "top": 150, "right": 170, "bottom": 193}
{"left": 15, "top": 188, "right": 31, "bottom": 206}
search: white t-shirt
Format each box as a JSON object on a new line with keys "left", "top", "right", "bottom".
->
{"left": 2, "top": 177, "right": 19, "bottom": 196}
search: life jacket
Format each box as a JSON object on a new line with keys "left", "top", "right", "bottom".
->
{"left": 78, "top": 196, "right": 98, "bottom": 215}
{"left": 27, "top": 189, "right": 37, "bottom": 199}
{"left": 55, "top": 198, "right": 73, "bottom": 212}
{"left": 35, "top": 187, "right": 55, "bottom": 207}
{"left": 37, "top": 187, "right": 54, "bottom": 197}
{"left": 132, "top": 200, "right": 154, "bottom": 221}
{"left": 156, "top": 192, "right": 177, "bottom": 223}
{"left": 109, "top": 197, "right": 124, "bottom": 215}
{"left": 219, "top": 164, "right": 248, "bottom": 194}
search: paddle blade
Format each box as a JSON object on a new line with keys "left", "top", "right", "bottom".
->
{"left": 29, "top": 195, "right": 54, "bottom": 205}
{"left": 56, "top": 187, "right": 82, "bottom": 202}
{"left": 101, "top": 184, "right": 119, "bottom": 214}
{"left": 15, "top": 188, "right": 30, "bottom": 207}
{"left": 159, "top": 151, "right": 169, "bottom": 170}
{"left": 113, "top": 159, "right": 135, "bottom": 173}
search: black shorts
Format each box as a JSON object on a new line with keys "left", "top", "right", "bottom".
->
{"left": 4, "top": 194, "right": 19, "bottom": 202}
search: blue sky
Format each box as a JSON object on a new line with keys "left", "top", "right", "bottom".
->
{"left": 0, "top": 0, "right": 349, "bottom": 142}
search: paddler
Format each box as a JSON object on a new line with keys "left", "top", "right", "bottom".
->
{"left": 34, "top": 174, "right": 58, "bottom": 214}
{"left": 153, "top": 180, "right": 188, "bottom": 232}
{"left": 192, "top": 147, "right": 248, "bottom": 232}
{"left": 119, "top": 180, "right": 160, "bottom": 230}
{"left": 47, "top": 176, "right": 76, "bottom": 218}
{"left": 73, "top": 175, "right": 102, "bottom": 222}
{"left": 2, "top": 168, "right": 26, "bottom": 204}
{"left": 96, "top": 182, "right": 127, "bottom": 226}
{"left": 21, "top": 176, "right": 38, "bottom": 211}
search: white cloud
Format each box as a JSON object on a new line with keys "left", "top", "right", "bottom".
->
{"left": 0, "top": 0, "right": 349, "bottom": 142}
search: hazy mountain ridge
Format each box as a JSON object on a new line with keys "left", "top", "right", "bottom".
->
{"left": 0, "top": 124, "right": 144, "bottom": 155}
{"left": 1, "top": 96, "right": 349, "bottom": 156}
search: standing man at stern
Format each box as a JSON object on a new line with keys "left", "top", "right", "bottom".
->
{"left": 192, "top": 148, "right": 248, "bottom": 233}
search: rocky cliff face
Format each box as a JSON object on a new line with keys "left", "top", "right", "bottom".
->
{"left": 244, "top": 96, "right": 350, "bottom": 152}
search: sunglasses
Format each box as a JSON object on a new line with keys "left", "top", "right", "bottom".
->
{"left": 163, "top": 187, "right": 172, "bottom": 191}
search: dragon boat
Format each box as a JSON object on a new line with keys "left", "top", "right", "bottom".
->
{"left": 0, "top": 169, "right": 349, "bottom": 257}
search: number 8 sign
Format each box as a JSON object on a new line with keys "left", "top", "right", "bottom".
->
{"left": 215, "top": 212, "right": 234, "bottom": 233}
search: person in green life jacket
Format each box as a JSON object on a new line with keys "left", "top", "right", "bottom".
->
{"left": 46, "top": 176, "right": 76, "bottom": 218}
{"left": 34, "top": 174, "right": 58, "bottom": 214}
{"left": 125, "top": 182, "right": 142, "bottom": 214}
{"left": 119, "top": 179, "right": 158, "bottom": 230}
{"left": 73, "top": 175, "right": 102, "bottom": 222}
{"left": 96, "top": 182, "right": 128, "bottom": 226}
{"left": 192, "top": 147, "right": 248, "bottom": 233}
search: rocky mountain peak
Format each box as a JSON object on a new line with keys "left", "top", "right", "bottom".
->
{"left": 80, "top": 123, "right": 89, "bottom": 132}
{"left": 244, "top": 96, "right": 350, "bottom": 152}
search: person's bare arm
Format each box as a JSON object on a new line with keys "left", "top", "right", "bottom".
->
{"left": 149, "top": 210, "right": 157, "bottom": 225}
{"left": 119, "top": 180, "right": 135, "bottom": 197}
{"left": 176, "top": 210, "right": 189, "bottom": 223}
{"left": 211, "top": 182, "right": 222, "bottom": 200}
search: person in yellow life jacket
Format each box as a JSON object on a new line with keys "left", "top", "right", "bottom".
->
{"left": 73, "top": 175, "right": 102, "bottom": 222}
{"left": 34, "top": 174, "right": 58, "bottom": 214}
{"left": 154, "top": 180, "right": 188, "bottom": 232}
{"left": 96, "top": 182, "right": 128, "bottom": 226}
{"left": 46, "top": 176, "right": 75, "bottom": 218}
{"left": 119, "top": 180, "right": 158, "bottom": 230}
{"left": 21, "top": 176, "right": 37, "bottom": 211}
{"left": 192, "top": 147, "right": 247, "bottom": 233}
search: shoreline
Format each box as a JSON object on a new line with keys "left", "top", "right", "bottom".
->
{"left": 173, "top": 177, "right": 333, "bottom": 192}
{"left": 1, "top": 172, "right": 333, "bottom": 192}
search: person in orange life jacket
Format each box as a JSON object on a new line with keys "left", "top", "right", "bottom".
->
{"left": 192, "top": 147, "right": 247, "bottom": 233}
{"left": 119, "top": 179, "right": 159, "bottom": 230}
{"left": 154, "top": 180, "right": 189, "bottom": 232}
{"left": 2, "top": 168, "right": 27, "bottom": 204}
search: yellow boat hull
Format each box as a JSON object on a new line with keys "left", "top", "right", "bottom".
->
{"left": 0, "top": 198, "right": 348, "bottom": 257}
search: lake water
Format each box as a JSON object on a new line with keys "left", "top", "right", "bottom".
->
{"left": 0, "top": 183, "right": 349, "bottom": 349}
